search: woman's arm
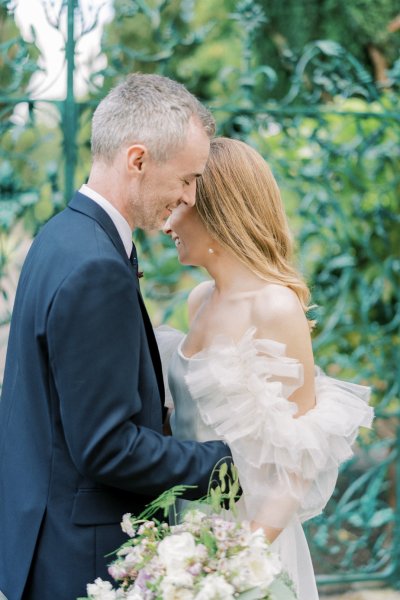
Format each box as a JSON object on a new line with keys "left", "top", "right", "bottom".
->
{"left": 250, "top": 285, "right": 316, "bottom": 541}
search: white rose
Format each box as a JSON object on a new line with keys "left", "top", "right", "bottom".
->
{"left": 158, "top": 532, "right": 197, "bottom": 574}
{"left": 242, "top": 549, "right": 282, "bottom": 590}
{"left": 86, "top": 578, "right": 117, "bottom": 600}
{"left": 195, "top": 574, "right": 235, "bottom": 600}
{"left": 160, "top": 573, "right": 195, "bottom": 600}
{"left": 227, "top": 554, "right": 249, "bottom": 592}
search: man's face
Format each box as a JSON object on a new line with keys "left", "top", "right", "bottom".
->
{"left": 132, "top": 118, "right": 211, "bottom": 231}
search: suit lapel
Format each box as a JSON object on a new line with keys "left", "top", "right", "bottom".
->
{"left": 69, "top": 192, "right": 129, "bottom": 266}
{"left": 68, "top": 191, "right": 165, "bottom": 404}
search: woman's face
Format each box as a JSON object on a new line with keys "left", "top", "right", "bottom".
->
{"left": 163, "top": 203, "right": 215, "bottom": 266}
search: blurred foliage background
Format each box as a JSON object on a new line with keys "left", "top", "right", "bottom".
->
{"left": 0, "top": 0, "right": 399, "bottom": 590}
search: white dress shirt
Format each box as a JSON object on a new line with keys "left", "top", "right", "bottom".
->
{"left": 79, "top": 184, "right": 132, "bottom": 258}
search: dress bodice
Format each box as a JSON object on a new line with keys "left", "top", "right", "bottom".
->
{"left": 168, "top": 343, "right": 222, "bottom": 443}
{"left": 158, "top": 326, "right": 373, "bottom": 526}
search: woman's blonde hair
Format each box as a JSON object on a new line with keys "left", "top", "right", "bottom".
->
{"left": 196, "top": 137, "right": 313, "bottom": 320}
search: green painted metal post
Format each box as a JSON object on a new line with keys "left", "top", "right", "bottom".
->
{"left": 392, "top": 427, "right": 400, "bottom": 588}
{"left": 63, "top": 0, "right": 78, "bottom": 204}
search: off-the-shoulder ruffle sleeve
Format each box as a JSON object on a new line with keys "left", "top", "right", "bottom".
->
{"left": 154, "top": 325, "right": 185, "bottom": 408}
{"left": 184, "top": 327, "right": 373, "bottom": 528}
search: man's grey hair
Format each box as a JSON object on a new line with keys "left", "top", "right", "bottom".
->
{"left": 91, "top": 73, "right": 216, "bottom": 164}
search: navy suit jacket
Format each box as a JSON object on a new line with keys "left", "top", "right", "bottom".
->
{"left": 0, "top": 192, "right": 231, "bottom": 600}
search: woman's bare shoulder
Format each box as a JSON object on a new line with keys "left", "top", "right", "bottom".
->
{"left": 253, "top": 283, "right": 304, "bottom": 317}
{"left": 251, "top": 284, "right": 311, "bottom": 348}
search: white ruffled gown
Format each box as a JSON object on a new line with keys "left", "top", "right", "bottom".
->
{"left": 156, "top": 326, "right": 373, "bottom": 600}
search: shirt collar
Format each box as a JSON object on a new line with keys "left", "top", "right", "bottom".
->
{"left": 79, "top": 184, "right": 132, "bottom": 258}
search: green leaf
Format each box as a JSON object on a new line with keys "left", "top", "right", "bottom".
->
{"left": 136, "top": 485, "right": 197, "bottom": 520}
{"left": 237, "top": 587, "right": 266, "bottom": 599}
{"left": 268, "top": 577, "right": 299, "bottom": 600}
{"left": 219, "top": 461, "right": 228, "bottom": 480}
{"left": 200, "top": 530, "right": 218, "bottom": 555}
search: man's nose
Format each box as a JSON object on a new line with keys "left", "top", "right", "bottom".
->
{"left": 162, "top": 215, "right": 172, "bottom": 235}
{"left": 183, "top": 179, "right": 196, "bottom": 207}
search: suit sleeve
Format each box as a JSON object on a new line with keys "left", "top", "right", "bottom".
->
{"left": 47, "top": 257, "right": 231, "bottom": 498}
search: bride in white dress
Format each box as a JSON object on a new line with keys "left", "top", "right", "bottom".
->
{"left": 157, "top": 137, "right": 373, "bottom": 600}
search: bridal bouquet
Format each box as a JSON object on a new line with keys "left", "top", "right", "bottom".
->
{"left": 82, "top": 486, "right": 297, "bottom": 600}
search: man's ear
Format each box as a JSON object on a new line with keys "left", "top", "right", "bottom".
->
{"left": 126, "top": 144, "right": 147, "bottom": 174}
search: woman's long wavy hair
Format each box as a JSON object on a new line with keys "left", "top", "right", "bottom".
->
{"left": 196, "top": 137, "right": 313, "bottom": 323}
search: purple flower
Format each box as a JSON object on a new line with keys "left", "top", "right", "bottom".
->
{"left": 135, "top": 569, "right": 152, "bottom": 590}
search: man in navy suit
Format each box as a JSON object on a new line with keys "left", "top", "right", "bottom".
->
{"left": 0, "top": 74, "right": 232, "bottom": 599}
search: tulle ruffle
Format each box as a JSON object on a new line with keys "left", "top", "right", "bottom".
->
{"left": 183, "top": 327, "right": 373, "bottom": 527}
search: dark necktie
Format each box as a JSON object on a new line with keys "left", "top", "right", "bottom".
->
{"left": 129, "top": 243, "right": 143, "bottom": 278}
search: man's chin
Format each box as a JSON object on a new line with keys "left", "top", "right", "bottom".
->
{"left": 137, "top": 220, "right": 162, "bottom": 233}
{"left": 136, "top": 212, "right": 168, "bottom": 232}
